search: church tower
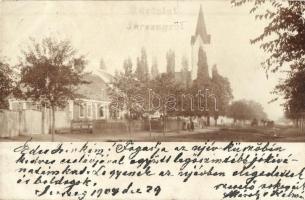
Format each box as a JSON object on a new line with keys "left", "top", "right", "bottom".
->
{"left": 191, "top": 5, "right": 211, "bottom": 81}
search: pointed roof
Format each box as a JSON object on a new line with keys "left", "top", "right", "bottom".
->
{"left": 191, "top": 5, "right": 211, "bottom": 45}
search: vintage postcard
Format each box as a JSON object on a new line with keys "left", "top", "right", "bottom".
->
{"left": 0, "top": 0, "right": 305, "bottom": 199}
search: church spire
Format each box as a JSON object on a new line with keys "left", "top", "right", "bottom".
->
{"left": 191, "top": 5, "right": 211, "bottom": 45}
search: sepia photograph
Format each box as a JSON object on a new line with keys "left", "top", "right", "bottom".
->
{"left": 0, "top": 0, "right": 305, "bottom": 142}
{"left": 1, "top": 1, "right": 305, "bottom": 200}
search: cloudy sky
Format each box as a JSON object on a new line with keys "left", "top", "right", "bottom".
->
{"left": 0, "top": 0, "right": 285, "bottom": 120}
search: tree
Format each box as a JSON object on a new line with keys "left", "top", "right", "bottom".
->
{"left": 19, "top": 37, "right": 88, "bottom": 141}
{"left": 150, "top": 73, "right": 182, "bottom": 134}
{"left": 181, "top": 55, "right": 191, "bottom": 88}
{"left": 196, "top": 46, "right": 210, "bottom": 87}
{"left": 166, "top": 49, "right": 175, "bottom": 75}
{"left": 228, "top": 99, "right": 267, "bottom": 123}
{"left": 228, "top": 100, "right": 251, "bottom": 122}
{"left": 135, "top": 47, "right": 149, "bottom": 82}
{"left": 181, "top": 55, "right": 189, "bottom": 72}
{"left": 0, "top": 57, "right": 17, "bottom": 109}
{"left": 193, "top": 47, "right": 212, "bottom": 124}
{"left": 108, "top": 58, "right": 143, "bottom": 133}
{"left": 232, "top": 0, "right": 305, "bottom": 73}
{"left": 135, "top": 48, "right": 152, "bottom": 122}
{"left": 232, "top": 0, "right": 305, "bottom": 123}
{"left": 279, "top": 69, "right": 305, "bottom": 126}
{"left": 151, "top": 57, "right": 159, "bottom": 79}
{"left": 248, "top": 100, "right": 268, "bottom": 120}
{"left": 211, "top": 65, "right": 233, "bottom": 125}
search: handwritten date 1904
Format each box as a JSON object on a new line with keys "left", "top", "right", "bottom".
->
{"left": 35, "top": 181, "right": 161, "bottom": 200}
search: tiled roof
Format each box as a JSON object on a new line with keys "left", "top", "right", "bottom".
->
{"left": 77, "top": 74, "right": 109, "bottom": 101}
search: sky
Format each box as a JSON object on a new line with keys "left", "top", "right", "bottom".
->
{"left": 0, "top": 0, "right": 285, "bottom": 120}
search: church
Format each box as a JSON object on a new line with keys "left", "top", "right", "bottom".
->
{"left": 190, "top": 5, "right": 211, "bottom": 81}
{"left": 173, "top": 5, "right": 216, "bottom": 88}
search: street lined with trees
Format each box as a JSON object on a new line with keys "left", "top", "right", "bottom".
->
{"left": 1, "top": 37, "right": 271, "bottom": 141}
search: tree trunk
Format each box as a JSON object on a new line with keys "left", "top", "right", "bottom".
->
{"left": 176, "top": 116, "right": 180, "bottom": 133}
{"left": 207, "top": 115, "right": 210, "bottom": 126}
{"left": 300, "top": 118, "right": 303, "bottom": 135}
{"left": 162, "top": 116, "right": 165, "bottom": 136}
{"left": 148, "top": 117, "right": 152, "bottom": 137}
{"left": 161, "top": 115, "right": 166, "bottom": 136}
{"left": 162, "top": 107, "right": 166, "bottom": 136}
{"left": 51, "top": 106, "right": 55, "bottom": 142}
{"left": 42, "top": 108, "right": 45, "bottom": 134}
{"left": 127, "top": 111, "right": 131, "bottom": 138}
{"left": 127, "top": 119, "right": 131, "bottom": 137}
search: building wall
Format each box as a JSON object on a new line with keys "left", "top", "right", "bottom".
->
{"left": 0, "top": 110, "right": 20, "bottom": 138}
{"left": 0, "top": 109, "right": 45, "bottom": 137}
{"left": 0, "top": 108, "right": 73, "bottom": 138}
{"left": 21, "top": 110, "right": 43, "bottom": 135}
{"left": 9, "top": 98, "right": 112, "bottom": 121}
{"left": 73, "top": 100, "right": 110, "bottom": 121}
{"left": 55, "top": 111, "right": 70, "bottom": 130}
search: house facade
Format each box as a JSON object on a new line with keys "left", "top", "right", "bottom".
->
{"left": 70, "top": 99, "right": 110, "bottom": 121}
{"left": 8, "top": 69, "right": 120, "bottom": 123}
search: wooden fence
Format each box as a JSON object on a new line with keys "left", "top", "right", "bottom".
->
{"left": 0, "top": 109, "right": 70, "bottom": 138}
{"left": 71, "top": 120, "right": 93, "bottom": 133}
{"left": 92, "top": 118, "right": 183, "bottom": 135}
